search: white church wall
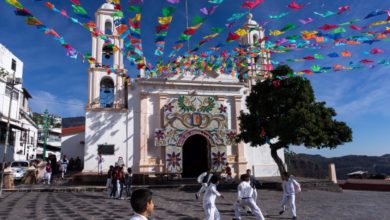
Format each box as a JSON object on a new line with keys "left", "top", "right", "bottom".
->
{"left": 245, "top": 143, "right": 285, "bottom": 177}
{"left": 61, "top": 132, "right": 85, "bottom": 163}
{"left": 84, "top": 110, "right": 130, "bottom": 172}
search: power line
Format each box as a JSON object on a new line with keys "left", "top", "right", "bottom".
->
{"left": 29, "top": 98, "right": 85, "bottom": 107}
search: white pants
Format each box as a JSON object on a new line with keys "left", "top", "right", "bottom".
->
{"left": 116, "top": 180, "right": 121, "bottom": 197}
{"left": 280, "top": 194, "right": 296, "bottom": 217}
{"left": 234, "top": 198, "right": 265, "bottom": 220}
{"left": 197, "top": 183, "right": 208, "bottom": 196}
{"left": 45, "top": 173, "right": 52, "bottom": 184}
{"left": 61, "top": 165, "right": 67, "bottom": 178}
{"left": 106, "top": 178, "right": 112, "bottom": 196}
{"left": 203, "top": 203, "right": 220, "bottom": 220}
{"left": 247, "top": 188, "right": 258, "bottom": 212}
{"left": 98, "top": 163, "right": 103, "bottom": 174}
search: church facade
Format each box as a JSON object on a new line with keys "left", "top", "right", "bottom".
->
{"left": 83, "top": 3, "right": 284, "bottom": 178}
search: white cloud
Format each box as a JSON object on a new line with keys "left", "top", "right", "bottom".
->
{"left": 311, "top": 67, "right": 390, "bottom": 119}
{"left": 29, "top": 90, "right": 85, "bottom": 117}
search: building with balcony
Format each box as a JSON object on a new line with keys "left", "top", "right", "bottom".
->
{"left": 0, "top": 43, "right": 38, "bottom": 162}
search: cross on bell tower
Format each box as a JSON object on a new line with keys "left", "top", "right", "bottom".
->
{"left": 87, "top": 0, "right": 127, "bottom": 109}
{"left": 238, "top": 13, "right": 271, "bottom": 85}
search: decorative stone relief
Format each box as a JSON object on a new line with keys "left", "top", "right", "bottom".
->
{"left": 154, "top": 95, "right": 237, "bottom": 173}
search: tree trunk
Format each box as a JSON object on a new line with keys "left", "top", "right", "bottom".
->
{"left": 270, "top": 145, "right": 287, "bottom": 178}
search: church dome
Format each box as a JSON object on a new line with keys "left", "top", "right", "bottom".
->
{"left": 101, "top": 1, "right": 115, "bottom": 10}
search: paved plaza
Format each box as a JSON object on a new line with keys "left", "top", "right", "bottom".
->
{"left": 0, "top": 188, "right": 389, "bottom": 220}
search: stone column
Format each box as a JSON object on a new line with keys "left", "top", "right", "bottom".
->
{"left": 328, "top": 163, "right": 337, "bottom": 183}
{"left": 87, "top": 69, "right": 93, "bottom": 108}
{"left": 139, "top": 93, "right": 148, "bottom": 172}
{"left": 233, "top": 96, "right": 247, "bottom": 177}
{"left": 159, "top": 94, "right": 168, "bottom": 172}
{"left": 92, "top": 71, "right": 100, "bottom": 108}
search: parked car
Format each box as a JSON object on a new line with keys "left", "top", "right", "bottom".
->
{"left": 10, "top": 161, "right": 29, "bottom": 180}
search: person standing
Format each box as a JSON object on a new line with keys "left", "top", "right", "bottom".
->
{"left": 245, "top": 169, "right": 262, "bottom": 214}
{"left": 279, "top": 172, "right": 301, "bottom": 220}
{"left": 68, "top": 157, "right": 74, "bottom": 171}
{"left": 60, "top": 155, "right": 69, "bottom": 179}
{"left": 233, "top": 174, "right": 265, "bottom": 220}
{"left": 75, "top": 156, "right": 81, "bottom": 171}
{"left": 125, "top": 167, "right": 133, "bottom": 199}
{"left": 44, "top": 161, "right": 52, "bottom": 185}
{"left": 247, "top": 169, "right": 261, "bottom": 201}
{"left": 116, "top": 166, "right": 125, "bottom": 199}
{"left": 96, "top": 153, "right": 104, "bottom": 174}
{"left": 110, "top": 166, "right": 118, "bottom": 198}
{"left": 196, "top": 168, "right": 213, "bottom": 200}
{"left": 129, "top": 188, "right": 155, "bottom": 220}
{"left": 225, "top": 163, "right": 232, "bottom": 183}
{"left": 106, "top": 165, "right": 114, "bottom": 197}
{"left": 203, "top": 175, "right": 224, "bottom": 220}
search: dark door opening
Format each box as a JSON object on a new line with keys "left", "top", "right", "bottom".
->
{"left": 182, "top": 134, "right": 209, "bottom": 178}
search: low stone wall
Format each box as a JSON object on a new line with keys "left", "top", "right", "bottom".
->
{"left": 339, "top": 179, "right": 390, "bottom": 191}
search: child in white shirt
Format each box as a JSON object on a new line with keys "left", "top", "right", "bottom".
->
{"left": 203, "top": 175, "right": 224, "bottom": 220}
{"left": 233, "top": 174, "right": 265, "bottom": 220}
{"left": 279, "top": 172, "right": 301, "bottom": 220}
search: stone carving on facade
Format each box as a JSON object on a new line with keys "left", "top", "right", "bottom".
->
{"left": 154, "top": 95, "right": 237, "bottom": 173}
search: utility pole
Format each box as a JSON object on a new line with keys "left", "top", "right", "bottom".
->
{"left": 42, "top": 109, "right": 49, "bottom": 161}
{"left": 0, "top": 69, "right": 16, "bottom": 198}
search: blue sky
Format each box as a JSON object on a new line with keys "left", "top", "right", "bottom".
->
{"left": 1, "top": 0, "right": 389, "bottom": 157}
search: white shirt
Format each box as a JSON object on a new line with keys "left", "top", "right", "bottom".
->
{"left": 282, "top": 177, "right": 301, "bottom": 195}
{"left": 129, "top": 213, "right": 148, "bottom": 220}
{"left": 237, "top": 181, "right": 253, "bottom": 199}
{"left": 203, "top": 183, "right": 221, "bottom": 205}
{"left": 197, "top": 172, "right": 212, "bottom": 184}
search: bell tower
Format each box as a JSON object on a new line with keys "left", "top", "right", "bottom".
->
{"left": 87, "top": 0, "right": 127, "bottom": 109}
{"left": 238, "top": 13, "right": 271, "bottom": 85}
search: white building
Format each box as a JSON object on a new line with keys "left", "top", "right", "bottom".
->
{"left": 61, "top": 125, "right": 85, "bottom": 164}
{"left": 0, "top": 43, "right": 38, "bottom": 162}
{"left": 83, "top": 3, "right": 284, "bottom": 178}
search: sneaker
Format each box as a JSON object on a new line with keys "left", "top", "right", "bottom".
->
{"left": 279, "top": 210, "right": 284, "bottom": 215}
{"left": 232, "top": 218, "right": 240, "bottom": 220}
{"left": 195, "top": 193, "right": 199, "bottom": 200}
{"left": 292, "top": 216, "right": 297, "bottom": 220}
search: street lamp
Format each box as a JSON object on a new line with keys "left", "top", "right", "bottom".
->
{"left": 0, "top": 67, "right": 22, "bottom": 198}
{"left": 42, "top": 109, "right": 49, "bottom": 161}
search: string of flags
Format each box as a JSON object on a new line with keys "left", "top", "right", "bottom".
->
{"left": 4, "top": 0, "right": 390, "bottom": 80}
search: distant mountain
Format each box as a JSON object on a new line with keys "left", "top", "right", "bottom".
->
{"left": 287, "top": 154, "right": 390, "bottom": 180}
{"left": 62, "top": 117, "right": 85, "bottom": 128}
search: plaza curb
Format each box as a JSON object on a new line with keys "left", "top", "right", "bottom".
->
{"left": 3, "top": 184, "right": 201, "bottom": 193}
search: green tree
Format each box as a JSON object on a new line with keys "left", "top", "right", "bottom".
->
{"left": 238, "top": 65, "right": 352, "bottom": 175}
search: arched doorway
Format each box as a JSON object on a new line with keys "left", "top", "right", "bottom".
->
{"left": 182, "top": 134, "right": 209, "bottom": 178}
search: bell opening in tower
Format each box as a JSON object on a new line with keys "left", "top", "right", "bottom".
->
{"left": 99, "top": 77, "right": 114, "bottom": 108}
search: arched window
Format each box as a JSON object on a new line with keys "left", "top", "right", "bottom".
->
{"left": 252, "top": 34, "right": 259, "bottom": 45}
{"left": 100, "top": 77, "right": 114, "bottom": 108}
{"left": 105, "top": 20, "right": 112, "bottom": 35}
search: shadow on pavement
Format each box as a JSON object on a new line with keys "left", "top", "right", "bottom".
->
{"left": 266, "top": 214, "right": 293, "bottom": 219}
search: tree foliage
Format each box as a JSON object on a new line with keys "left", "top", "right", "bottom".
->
{"left": 238, "top": 65, "right": 353, "bottom": 174}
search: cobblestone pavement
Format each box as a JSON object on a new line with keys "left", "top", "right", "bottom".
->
{"left": 0, "top": 188, "right": 389, "bottom": 220}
